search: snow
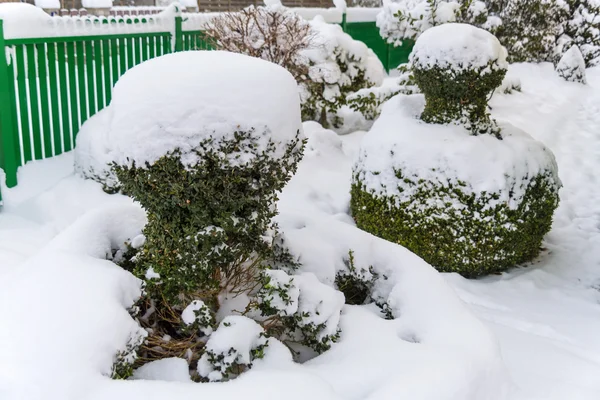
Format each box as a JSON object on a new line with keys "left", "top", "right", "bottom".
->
{"left": 411, "top": 23, "right": 508, "bottom": 72}
{"left": 197, "top": 316, "right": 268, "bottom": 381}
{"left": 0, "top": 3, "right": 179, "bottom": 39}
{"left": 3, "top": 60, "right": 600, "bottom": 400}
{"left": 376, "top": 0, "right": 459, "bottom": 46}
{"left": 80, "top": 51, "right": 301, "bottom": 171}
{"left": 304, "top": 16, "right": 385, "bottom": 90}
{"left": 181, "top": 299, "right": 213, "bottom": 335}
{"left": 355, "top": 93, "right": 559, "bottom": 210}
{"left": 556, "top": 45, "right": 587, "bottom": 84}
{"left": 346, "top": 7, "right": 381, "bottom": 22}
{"left": 260, "top": 269, "right": 300, "bottom": 316}
{"left": 291, "top": 7, "right": 344, "bottom": 23}
{"left": 81, "top": 0, "right": 112, "bottom": 8}
{"left": 294, "top": 273, "right": 345, "bottom": 340}
{"left": 132, "top": 358, "right": 191, "bottom": 382}
{"left": 34, "top": 0, "right": 60, "bottom": 9}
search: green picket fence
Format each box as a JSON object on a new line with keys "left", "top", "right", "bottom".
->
{"left": 0, "top": 11, "right": 412, "bottom": 205}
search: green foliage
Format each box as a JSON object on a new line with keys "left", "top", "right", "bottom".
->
{"left": 114, "top": 130, "right": 304, "bottom": 308}
{"left": 350, "top": 171, "right": 559, "bottom": 278}
{"left": 256, "top": 270, "right": 342, "bottom": 354}
{"left": 412, "top": 63, "right": 506, "bottom": 136}
{"left": 110, "top": 330, "right": 146, "bottom": 380}
{"left": 564, "top": 0, "right": 600, "bottom": 66}
{"left": 201, "top": 333, "right": 269, "bottom": 381}
{"left": 335, "top": 250, "right": 378, "bottom": 305}
{"left": 347, "top": 64, "right": 418, "bottom": 121}
{"left": 301, "top": 49, "right": 381, "bottom": 129}
{"left": 490, "top": 0, "right": 569, "bottom": 62}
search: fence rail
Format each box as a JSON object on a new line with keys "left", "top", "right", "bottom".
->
{"left": 0, "top": 8, "right": 412, "bottom": 205}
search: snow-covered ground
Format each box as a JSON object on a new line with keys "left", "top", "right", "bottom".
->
{"left": 1, "top": 63, "right": 600, "bottom": 399}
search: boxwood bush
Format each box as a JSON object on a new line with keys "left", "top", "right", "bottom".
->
{"left": 350, "top": 24, "right": 560, "bottom": 277}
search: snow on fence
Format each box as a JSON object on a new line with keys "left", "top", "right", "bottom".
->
{"left": 0, "top": 4, "right": 412, "bottom": 205}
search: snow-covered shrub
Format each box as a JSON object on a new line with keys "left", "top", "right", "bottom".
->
{"left": 256, "top": 270, "right": 344, "bottom": 353}
{"left": 181, "top": 300, "right": 215, "bottom": 336}
{"left": 499, "top": 71, "right": 522, "bottom": 94}
{"left": 111, "top": 327, "right": 148, "bottom": 379}
{"left": 74, "top": 108, "right": 120, "bottom": 193}
{"left": 563, "top": 0, "right": 600, "bottom": 66}
{"left": 411, "top": 24, "right": 508, "bottom": 135}
{"left": 203, "top": 5, "right": 315, "bottom": 82}
{"left": 489, "top": 0, "right": 570, "bottom": 62}
{"left": 197, "top": 316, "right": 269, "bottom": 381}
{"left": 346, "top": 64, "right": 418, "bottom": 121}
{"left": 351, "top": 24, "right": 561, "bottom": 277}
{"left": 301, "top": 16, "right": 385, "bottom": 128}
{"left": 556, "top": 45, "right": 588, "bottom": 83}
{"left": 112, "top": 52, "right": 304, "bottom": 306}
{"left": 335, "top": 250, "right": 378, "bottom": 305}
{"left": 104, "top": 51, "right": 307, "bottom": 374}
{"left": 376, "top": 0, "right": 499, "bottom": 46}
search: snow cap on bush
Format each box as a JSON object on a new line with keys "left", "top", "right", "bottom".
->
{"left": 411, "top": 23, "right": 508, "bottom": 72}
{"left": 556, "top": 45, "right": 587, "bottom": 83}
{"left": 108, "top": 51, "right": 303, "bottom": 169}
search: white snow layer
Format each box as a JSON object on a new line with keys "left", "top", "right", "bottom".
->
{"left": 34, "top": 0, "right": 60, "bottom": 9}
{"left": 0, "top": 3, "right": 179, "bottom": 39}
{"left": 82, "top": 51, "right": 302, "bottom": 169}
{"left": 556, "top": 45, "right": 587, "bottom": 84}
{"left": 132, "top": 358, "right": 192, "bottom": 382}
{"left": 3, "top": 64, "right": 600, "bottom": 400}
{"left": 81, "top": 0, "right": 112, "bottom": 8}
{"left": 355, "top": 94, "right": 559, "bottom": 210}
{"left": 411, "top": 23, "right": 508, "bottom": 71}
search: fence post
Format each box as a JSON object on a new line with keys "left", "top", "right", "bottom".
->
{"left": 341, "top": 12, "right": 347, "bottom": 32}
{"left": 174, "top": 15, "right": 183, "bottom": 52}
{"left": 0, "top": 20, "right": 18, "bottom": 191}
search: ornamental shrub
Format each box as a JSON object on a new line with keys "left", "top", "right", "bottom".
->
{"left": 105, "top": 51, "right": 345, "bottom": 380}
{"left": 410, "top": 23, "right": 507, "bottom": 136}
{"left": 350, "top": 24, "right": 560, "bottom": 278}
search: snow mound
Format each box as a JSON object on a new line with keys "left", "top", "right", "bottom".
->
{"left": 556, "top": 45, "right": 587, "bottom": 84}
{"left": 104, "top": 51, "right": 301, "bottom": 168}
{"left": 355, "top": 94, "right": 559, "bottom": 210}
{"left": 411, "top": 23, "right": 508, "bottom": 72}
{"left": 198, "top": 316, "right": 268, "bottom": 381}
{"left": 34, "top": 0, "right": 60, "bottom": 9}
{"left": 132, "top": 358, "right": 191, "bottom": 382}
{"left": 0, "top": 3, "right": 51, "bottom": 38}
{"left": 81, "top": 0, "right": 112, "bottom": 8}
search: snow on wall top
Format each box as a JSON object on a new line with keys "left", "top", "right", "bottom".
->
{"left": 411, "top": 23, "right": 508, "bottom": 72}
{"left": 346, "top": 7, "right": 381, "bottom": 22}
{"left": 34, "top": 0, "right": 60, "bottom": 9}
{"left": 0, "top": 3, "right": 179, "bottom": 39}
{"left": 107, "top": 51, "right": 302, "bottom": 168}
{"left": 81, "top": 0, "right": 113, "bottom": 9}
